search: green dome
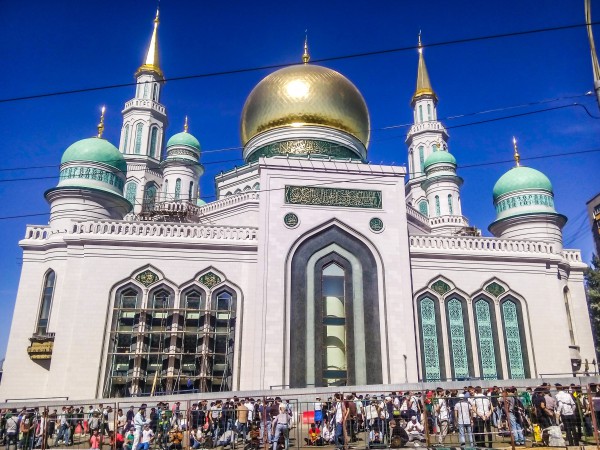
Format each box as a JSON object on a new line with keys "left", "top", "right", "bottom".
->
{"left": 493, "top": 166, "right": 553, "bottom": 201}
{"left": 424, "top": 150, "right": 456, "bottom": 170}
{"left": 167, "top": 132, "right": 200, "bottom": 151}
{"left": 61, "top": 137, "right": 126, "bottom": 173}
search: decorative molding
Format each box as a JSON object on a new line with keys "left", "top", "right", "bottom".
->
{"left": 431, "top": 279, "right": 451, "bottom": 295}
{"left": 284, "top": 212, "right": 299, "bottom": 228}
{"left": 27, "top": 334, "right": 55, "bottom": 360}
{"left": 369, "top": 217, "right": 384, "bottom": 232}
{"left": 249, "top": 139, "right": 358, "bottom": 162}
{"left": 485, "top": 282, "right": 506, "bottom": 297}
{"left": 199, "top": 272, "right": 222, "bottom": 289}
{"left": 135, "top": 269, "right": 159, "bottom": 287}
{"left": 495, "top": 193, "right": 554, "bottom": 213}
{"left": 59, "top": 166, "right": 124, "bottom": 190}
{"left": 284, "top": 185, "right": 382, "bottom": 209}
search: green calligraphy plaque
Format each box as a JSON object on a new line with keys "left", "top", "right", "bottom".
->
{"left": 284, "top": 185, "right": 382, "bottom": 209}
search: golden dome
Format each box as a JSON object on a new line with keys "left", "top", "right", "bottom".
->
{"left": 240, "top": 64, "right": 370, "bottom": 147}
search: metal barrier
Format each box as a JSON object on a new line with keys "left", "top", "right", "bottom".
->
{"left": 2, "top": 384, "right": 600, "bottom": 450}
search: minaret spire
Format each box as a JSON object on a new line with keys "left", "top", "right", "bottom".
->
{"left": 302, "top": 31, "right": 310, "bottom": 64}
{"left": 184, "top": 116, "right": 189, "bottom": 133}
{"left": 512, "top": 136, "right": 521, "bottom": 167}
{"left": 137, "top": 8, "right": 163, "bottom": 78}
{"left": 97, "top": 106, "right": 106, "bottom": 138}
{"left": 412, "top": 32, "right": 436, "bottom": 104}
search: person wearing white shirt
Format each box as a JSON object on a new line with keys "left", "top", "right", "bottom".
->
{"left": 455, "top": 394, "right": 474, "bottom": 447}
{"left": 405, "top": 416, "right": 425, "bottom": 444}
{"left": 434, "top": 390, "right": 449, "bottom": 444}
{"left": 472, "top": 388, "right": 493, "bottom": 448}
{"left": 555, "top": 385, "right": 578, "bottom": 445}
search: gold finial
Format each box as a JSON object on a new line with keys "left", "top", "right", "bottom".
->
{"left": 513, "top": 136, "right": 521, "bottom": 167}
{"left": 97, "top": 106, "right": 106, "bottom": 138}
{"left": 136, "top": 7, "right": 163, "bottom": 78}
{"left": 302, "top": 31, "right": 310, "bottom": 64}
{"left": 184, "top": 116, "right": 189, "bottom": 133}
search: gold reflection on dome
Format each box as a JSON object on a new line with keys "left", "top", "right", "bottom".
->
{"left": 241, "top": 64, "right": 370, "bottom": 146}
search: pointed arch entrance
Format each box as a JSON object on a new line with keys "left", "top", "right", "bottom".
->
{"left": 289, "top": 225, "right": 382, "bottom": 387}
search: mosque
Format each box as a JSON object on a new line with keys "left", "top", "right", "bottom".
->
{"left": 0, "top": 10, "right": 593, "bottom": 401}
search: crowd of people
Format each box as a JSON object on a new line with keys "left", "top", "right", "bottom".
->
{"left": 0, "top": 383, "right": 599, "bottom": 450}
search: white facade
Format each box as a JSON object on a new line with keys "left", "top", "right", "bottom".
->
{"left": 0, "top": 18, "right": 594, "bottom": 401}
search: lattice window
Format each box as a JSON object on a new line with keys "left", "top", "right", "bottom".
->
{"left": 435, "top": 195, "right": 441, "bottom": 216}
{"left": 420, "top": 297, "right": 441, "bottom": 381}
{"left": 427, "top": 104, "right": 432, "bottom": 121}
{"left": 419, "top": 105, "right": 423, "bottom": 123}
{"left": 149, "top": 127, "right": 158, "bottom": 158}
{"left": 143, "top": 183, "right": 157, "bottom": 211}
{"left": 448, "top": 194, "right": 453, "bottom": 215}
{"left": 175, "top": 179, "right": 181, "bottom": 200}
{"left": 134, "top": 123, "right": 143, "bottom": 154}
{"left": 122, "top": 124, "right": 130, "bottom": 153}
{"left": 188, "top": 181, "right": 194, "bottom": 200}
{"left": 447, "top": 298, "right": 469, "bottom": 379}
{"left": 143, "top": 83, "right": 149, "bottom": 99}
{"left": 503, "top": 300, "right": 526, "bottom": 379}
{"left": 125, "top": 182, "right": 137, "bottom": 204}
{"left": 36, "top": 271, "right": 55, "bottom": 335}
{"left": 419, "top": 146, "right": 425, "bottom": 173}
{"left": 419, "top": 200, "right": 428, "bottom": 217}
{"left": 474, "top": 299, "right": 497, "bottom": 379}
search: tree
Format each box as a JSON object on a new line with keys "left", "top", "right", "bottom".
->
{"left": 585, "top": 255, "right": 600, "bottom": 358}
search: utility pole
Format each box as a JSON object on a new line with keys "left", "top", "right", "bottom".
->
{"left": 586, "top": 0, "right": 600, "bottom": 110}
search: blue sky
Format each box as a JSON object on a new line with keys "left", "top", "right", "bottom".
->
{"left": 1, "top": 0, "right": 599, "bottom": 360}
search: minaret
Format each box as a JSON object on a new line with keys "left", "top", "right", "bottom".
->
{"left": 405, "top": 34, "right": 449, "bottom": 209}
{"left": 120, "top": 8, "right": 168, "bottom": 215}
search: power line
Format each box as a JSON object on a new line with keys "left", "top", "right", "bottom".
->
{"left": 1, "top": 97, "right": 598, "bottom": 178}
{"left": 1, "top": 146, "right": 599, "bottom": 221}
{"left": 1, "top": 21, "right": 598, "bottom": 104}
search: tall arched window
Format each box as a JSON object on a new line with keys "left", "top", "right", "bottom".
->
{"left": 432, "top": 143, "right": 438, "bottom": 152}
{"left": 152, "top": 84, "right": 159, "bottom": 101}
{"left": 418, "top": 146, "right": 425, "bottom": 173}
{"left": 125, "top": 182, "right": 137, "bottom": 204}
{"left": 419, "top": 105, "right": 423, "bottom": 122}
{"left": 175, "top": 179, "right": 181, "bottom": 200}
{"left": 427, "top": 104, "right": 432, "bottom": 121}
{"left": 149, "top": 127, "right": 158, "bottom": 158}
{"left": 143, "top": 83, "right": 149, "bottom": 99}
{"left": 36, "top": 271, "right": 56, "bottom": 335}
{"left": 446, "top": 298, "right": 472, "bottom": 379}
{"left": 122, "top": 124, "right": 130, "bottom": 153}
{"left": 105, "top": 287, "right": 140, "bottom": 397}
{"left": 180, "top": 289, "right": 205, "bottom": 385}
{"left": 322, "top": 263, "right": 347, "bottom": 386}
{"left": 145, "top": 288, "right": 173, "bottom": 393}
{"left": 563, "top": 288, "right": 575, "bottom": 345}
{"left": 143, "top": 183, "right": 157, "bottom": 211}
{"left": 134, "top": 123, "right": 143, "bottom": 154}
{"left": 163, "top": 180, "right": 169, "bottom": 199}
{"left": 207, "top": 290, "right": 237, "bottom": 392}
{"left": 188, "top": 181, "right": 194, "bottom": 200}
{"left": 419, "top": 296, "right": 443, "bottom": 381}
{"left": 448, "top": 194, "right": 454, "bottom": 215}
{"left": 435, "top": 195, "right": 441, "bottom": 216}
{"left": 501, "top": 299, "right": 527, "bottom": 379}
{"left": 473, "top": 297, "right": 500, "bottom": 379}
{"left": 419, "top": 200, "right": 429, "bottom": 217}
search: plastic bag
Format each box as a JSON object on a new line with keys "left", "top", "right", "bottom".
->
{"left": 546, "top": 425, "right": 565, "bottom": 447}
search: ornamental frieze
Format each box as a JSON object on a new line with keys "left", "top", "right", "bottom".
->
{"left": 284, "top": 185, "right": 382, "bottom": 209}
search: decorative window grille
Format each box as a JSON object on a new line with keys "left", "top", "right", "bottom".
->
{"left": 322, "top": 263, "right": 347, "bottom": 386}
{"left": 143, "top": 184, "right": 157, "bottom": 211}
{"left": 435, "top": 195, "right": 441, "bottom": 216}
{"left": 503, "top": 300, "right": 526, "bottom": 379}
{"left": 420, "top": 297, "right": 441, "bottom": 381}
{"left": 149, "top": 127, "right": 158, "bottom": 158}
{"left": 188, "top": 181, "right": 194, "bottom": 200}
{"left": 419, "top": 146, "right": 425, "bottom": 173}
{"left": 447, "top": 298, "right": 469, "bottom": 379}
{"left": 419, "top": 201, "right": 428, "bottom": 217}
{"left": 175, "top": 179, "right": 181, "bottom": 200}
{"left": 448, "top": 194, "right": 454, "bottom": 215}
{"left": 122, "top": 124, "right": 130, "bottom": 153}
{"left": 419, "top": 105, "right": 423, "bottom": 122}
{"left": 125, "top": 182, "right": 137, "bottom": 204}
{"left": 474, "top": 299, "right": 498, "bottom": 380}
{"left": 134, "top": 123, "right": 143, "bottom": 154}
{"left": 427, "top": 104, "right": 432, "bottom": 121}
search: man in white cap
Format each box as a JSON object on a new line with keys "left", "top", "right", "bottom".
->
{"left": 405, "top": 416, "right": 425, "bottom": 446}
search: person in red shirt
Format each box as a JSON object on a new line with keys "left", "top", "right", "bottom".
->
{"left": 90, "top": 430, "right": 101, "bottom": 450}
{"left": 304, "top": 423, "right": 322, "bottom": 446}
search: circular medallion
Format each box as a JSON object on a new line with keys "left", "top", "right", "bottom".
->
{"left": 369, "top": 217, "right": 384, "bottom": 233}
{"left": 284, "top": 212, "right": 299, "bottom": 228}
